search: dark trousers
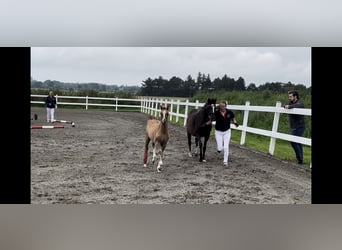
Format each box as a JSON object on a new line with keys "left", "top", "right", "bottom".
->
{"left": 290, "top": 127, "right": 305, "bottom": 163}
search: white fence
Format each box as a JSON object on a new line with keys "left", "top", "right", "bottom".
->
{"left": 31, "top": 95, "right": 311, "bottom": 161}
{"left": 31, "top": 94, "right": 142, "bottom": 111}
{"left": 140, "top": 97, "right": 311, "bottom": 157}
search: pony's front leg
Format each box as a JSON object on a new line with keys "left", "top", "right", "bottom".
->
{"left": 196, "top": 134, "right": 203, "bottom": 162}
{"left": 187, "top": 132, "right": 192, "bottom": 157}
{"left": 144, "top": 135, "right": 150, "bottom": 167}
{"left": 157, "top": 149, "right": 164, "bottom": 173}
{"left": 202, "top": 135, "right": 209, "bottom": 163}
{"left": 194, "top": 137, "right": 199, "bottom": 156}
{"left": 152, "top": 145, "right": 156, "bottom": 164}
{"left": 157, "top": 152, "right": 163, "bottom": 172}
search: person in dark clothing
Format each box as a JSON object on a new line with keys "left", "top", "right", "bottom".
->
{"left": 214, "top": 100, "right": 238, "bottom": 168}
{"left": 45, "top": 91, "right": 57, "bottom": 123}
{"left": 284, "top": 90, "right": 305, "bottom": 164}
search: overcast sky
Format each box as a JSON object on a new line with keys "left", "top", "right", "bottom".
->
{"left": 31, "top": 47, "right": 311, "bottom": 87}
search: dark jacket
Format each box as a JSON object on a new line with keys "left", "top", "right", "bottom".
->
{"left": 287, "top": 99, "right": 305, "bottom": 129}
{"left": 45, "top": 95, "right": 57, "bottom": 109}
{"left": 214, "top": 109, "right": 235, "bottom": 132}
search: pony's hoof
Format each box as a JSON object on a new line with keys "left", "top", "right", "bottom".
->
{"left": 157, "top": 167, "right": 161, "bottom": 172}
{"left": 202, "top": 159, "right": 207, "bottom": 163}
{"left": 143, "top": 164, "right": 147, "bottom": 167}
{"left": 188, "top": 153, "right": 192, "bottom": 157}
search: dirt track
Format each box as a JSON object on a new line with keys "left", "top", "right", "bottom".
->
{"left": 31, "top": 107, "right": 311, "bottom": 204}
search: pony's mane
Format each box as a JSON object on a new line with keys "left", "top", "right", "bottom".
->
{"left": 206, "top": 98, "right": 216, "bottom": 106}
{"left": 186, "top": 98, "right": 216, "bottom": 136}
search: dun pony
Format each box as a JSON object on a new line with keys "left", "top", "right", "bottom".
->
{"left": 186, "top": 98, "right": 216, "bottom": 162}
{"left": 143, "top": 105, "right": 169, "bottom": 172}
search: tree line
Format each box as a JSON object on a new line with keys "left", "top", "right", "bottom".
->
{"left": 140, "top": 72, "right": 310, "bottom": 97}
{"left": 31, "top": 72, "right": 311, "bottom": 98}
{"left": 31, "top": 79, "right": 140, "bottom": 94}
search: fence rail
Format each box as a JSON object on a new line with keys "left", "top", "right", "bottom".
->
{"left": 31, "top": 94, "right": 142, "bottom": 111}
{"left": 31, "top": 95, "right": 311, "bottom": 164}
{"left": 140, "top": 97, "right": 311, "bottom": 159}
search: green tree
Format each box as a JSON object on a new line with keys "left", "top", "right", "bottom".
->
{"left": 141, "top": 77, "right": 154, "bottom": 96}
{"left": 246, "top": 83, "right": 258, "bottom": 91}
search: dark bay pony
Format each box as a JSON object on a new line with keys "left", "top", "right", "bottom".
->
{"left": 186, "top": 98, "right": 216, "bottom": 162}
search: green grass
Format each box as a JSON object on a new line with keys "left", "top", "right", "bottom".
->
{"left": 230, "top": 130, "right": 311, "bottom": 167}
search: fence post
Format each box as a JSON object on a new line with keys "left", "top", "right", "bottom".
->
{"left": 147, "top": 98, "right": 150, "bottom": 115}
{"left": 115, "top": 97, "right": 118, "bottom": 111}
{"left": 170, "top": 99, "right": 174, "bottom": 121}
{"left": 146, "top": 98, "right": 149, "bottom": 114}
{"left": 140, "top": 98, "right": 143, "bottom": 113}
{"left": 144, "top": 98, "right": 147, "bottom": 113}
{"left": 154, "top": 99, "right": 158, "bottom": 117}
{"left": 149, "top": 98, "right": 152, "bottom": 115}
{"left": 176, "top": 99, "right": 180, "bottom": 123}
{"left": 195, "top": 100, "right": 199, "bottom": 109}
{"left": 240, "top": 101, "right": 250, "bottom": 145}
{"left": 86, "top": 96, "right": 88, "bottom": 110}
{"left": 269, "top": 101, "right": 281, "bottom": 155}
{"left": 155, "top": 98, "right": 158, "bottom": 116}
{"left": 151, "top": 99, "right": 154, "bottom": 116}
{"left": 158, "top": 98, "right": 162, "bottom": 114}
{"left": 184, "top": 99, "right": 189, "bottom": 126}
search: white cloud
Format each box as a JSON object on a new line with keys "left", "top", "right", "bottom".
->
{"left": 31, "top": 47, "right": 311, "bottom": 87}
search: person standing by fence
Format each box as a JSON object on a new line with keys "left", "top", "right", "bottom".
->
{"left": 45, "top": 91, "right": 57, "bottom": 123}
{"left": 284, "top": 90, "right": 305, "bottom": 165}
{"left": 214, "top": 100, "right": 238, "bottom": 168}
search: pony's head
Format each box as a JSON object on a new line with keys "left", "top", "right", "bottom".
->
{"left": 205, "top": 98, "right": 216, "bottom": 121}
{"left": 207, "top": 98, "right": 216, "bottom": 106}
{"left": 160, "top": 105, "right": 169, "bottom": 124}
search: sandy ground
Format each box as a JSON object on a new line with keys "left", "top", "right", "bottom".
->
{"left": 31, "top": 107, "right": 311, "bottom": 204}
